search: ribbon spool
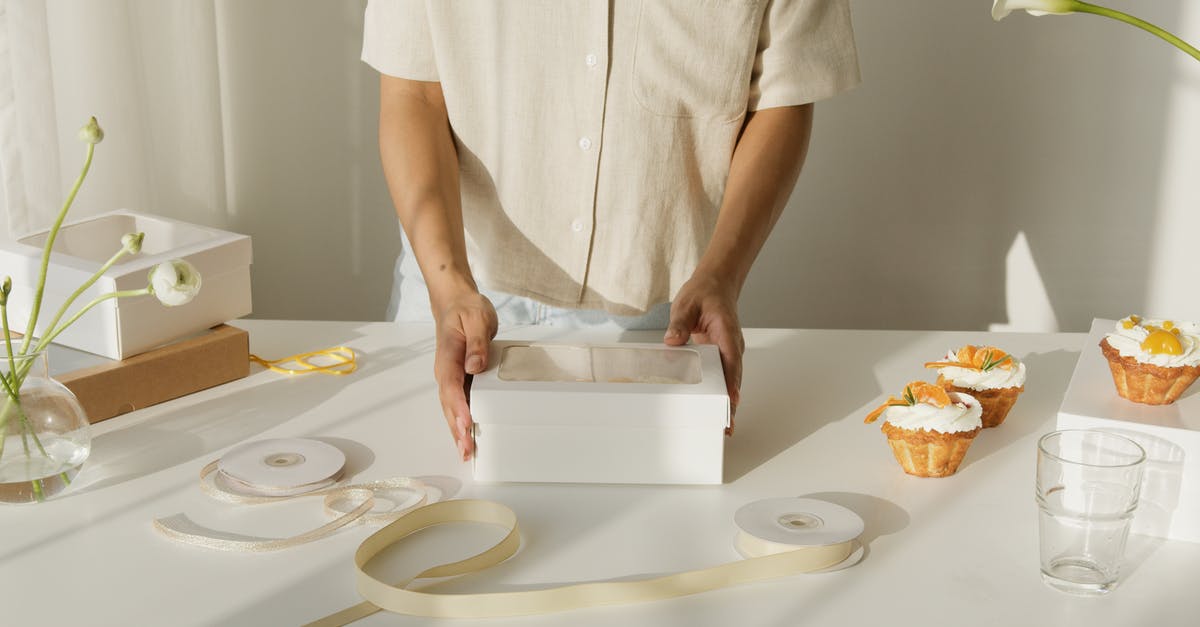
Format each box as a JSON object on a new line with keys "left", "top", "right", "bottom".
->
{"left": 733, "top": 497, "right": 865, "bottom": 571}
{"left": 307, "top": 497, "right": 866, "bottom": 626}
{"left": 217, "top": 438, "right": 347, "bottom": 496}
{"left": 153, "top": 438, "right": 428, "bottom": 552}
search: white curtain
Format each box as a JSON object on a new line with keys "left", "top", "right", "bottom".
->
{"left": 0, "top": 0, "right": 60, "bottom": 239}
{"left": 0, "top": 0, "right": 401, "bottom": 321}
{"left": 0, "top": 0, "right": 227, "bottom": 239}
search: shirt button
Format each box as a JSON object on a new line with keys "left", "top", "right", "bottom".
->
{"left": 571, "top": 219, "right": 584, "bottom": 232}
{"left": 585, "top": 53, "right": 598, "bottom": 68}
{"left": 578, "top": 137, "right": 592, "bottom": 151}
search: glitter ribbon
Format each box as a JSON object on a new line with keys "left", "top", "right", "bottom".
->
{"left": 152, "top": 460, "right": 427, "bottom": 552}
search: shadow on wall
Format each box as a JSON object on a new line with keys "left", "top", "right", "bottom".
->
{"left": 742, "top": 0, "right": 1185, "bottom": 332}
{"left": 215, "top": 0, "right": 400, "bottom": 321}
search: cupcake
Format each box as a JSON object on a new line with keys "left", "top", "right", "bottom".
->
{"left": 924, "top": 345, "right": 1026, "bottom": 428}
{"left": 864, "top": 381, "right": 983, "bottom": 478}
{"left": 1100, "top": 315, "right": 1200, "bottom": 405}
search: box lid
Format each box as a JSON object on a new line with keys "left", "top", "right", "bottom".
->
{"left": 1058, "top": 318, "right": 1200, "bottom": 433}
{"left": 471, "top": 340, "right": 730, "bottom": 429}
{"left": 5, "top": 209, "right": 252, "bottom": 294}
{"left": 0, "top": 209, "right": 252, "bottom": 358}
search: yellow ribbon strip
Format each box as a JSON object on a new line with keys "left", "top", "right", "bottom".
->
{"left": 249, "top": 346, "right": 357, "bottom": 375}
{"left": 152, "top": 460, "right": 427, "bottom": 553}
{"left": 307, "top": 499, "right": 855, "bottom": 626}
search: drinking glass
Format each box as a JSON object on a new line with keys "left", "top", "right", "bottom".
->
{"left": 1036, "top": 429, "right": 1146, "bottom": 595}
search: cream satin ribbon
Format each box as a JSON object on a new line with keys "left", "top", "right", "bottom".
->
{"left": 156, "top": 459, "right": 857, "bottom": 623}
{"left": 307, "top": 499, "right": 856, "bottom": 626}
{"left": 152, "top": 460, "right": 428, "bottom": 552}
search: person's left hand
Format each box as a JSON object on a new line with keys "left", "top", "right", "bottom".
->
{"left": 663, "top": 271, "right": 744, "bottom": 434}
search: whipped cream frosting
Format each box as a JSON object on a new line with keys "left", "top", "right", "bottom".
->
{"left": 883, "top": 393, "right": 982, "bottom": 434}
{"left": 936, "top": 349, "right": 1027, "bottom": 390}
{"left": 1105, "top": 317, "right": 1200, "bottom": 368}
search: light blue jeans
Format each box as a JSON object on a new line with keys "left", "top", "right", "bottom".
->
{"left": 387, "top": 232, "right": 671, "bottom": 330}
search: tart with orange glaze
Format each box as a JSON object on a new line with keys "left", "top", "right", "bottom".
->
{"left": 924, "top": 345, "right": 1025, "bottom": 428}
{"left": 865, "top": 381, "right": 982, "bottom": 478}
{"left": 1100, "top": 315, "right": 1200, "bottom": 405}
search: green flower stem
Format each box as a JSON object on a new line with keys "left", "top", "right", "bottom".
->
{"left": 0, "top": 369, "right": 17, "bottom": 402}
{"left": 19, "top": 411, "right": 49, "bottom": 457}
{"left": 1, "top": 303, "right": 15, "bottom": 388}
{"left": 38, "top": 245, "right": 135, "bottom": 348}
{"left": 33, "top": 287, "right": 150, "bottom": 353}
{"left": 0, "top": 361, "right": 52, "bottom": 459}
{"left": 20, "top": 142, "right": 95, "bottom": 355}
{"left": 1, "top": 305, "right": 16, "bottom": 399}
{"left": 0, "top": 342, "right": 20, "bottom": 459}
{"left": 2, "top": 287, "right": 147, "bottom": 463}
{"left": 1073, "top": 1, "right": 1200, "bottom": 64}
{"left": 0, "top": 389, "right": 39, "bottom": 466}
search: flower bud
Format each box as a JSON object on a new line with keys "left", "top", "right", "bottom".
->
{"left": 121, "top": 232, "right": 145, "bottom": 255}
{"left": 0, "top": 276, "right": 10, "bottom": 306}
{"left": 148, "top": 259, "right": 202, "bottom": 307}
{"left": 78, "top": 116, "right": 105, "bottom": 145}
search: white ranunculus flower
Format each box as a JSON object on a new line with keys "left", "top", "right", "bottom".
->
{"left": 992, "top": 0, "right": 1077, "bottom": 20}
{"left": 148, "top": 260, "right": 202, "bottom": 307}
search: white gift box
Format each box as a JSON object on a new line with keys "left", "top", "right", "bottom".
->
{"left": 0, "top": 210, "right": 252, "bottom": 360}
{"left": 1057, "top": 318, "right": 1200, "bottom": 543}
{"left": 471, "top": 340, "right": 730, "bottom": 485}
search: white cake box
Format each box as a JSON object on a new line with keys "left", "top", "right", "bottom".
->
{"left": 1057, "top": 318, "right": 1199, "bottom": 543}
{"left": 0, "top": 210, "right": 252, "bottom": 360}
{"left": 471, "top": 340, "right": 730, "bottom": 485}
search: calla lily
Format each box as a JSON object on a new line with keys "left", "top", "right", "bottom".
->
{"left": 992, "top": 0, "right": 1075, "bottom": 20}
{"left": 992, "top": 0, "right": 1200, "bottom": 64}
{"left": 148, "top": 260, "right": 202, "bottom": 307}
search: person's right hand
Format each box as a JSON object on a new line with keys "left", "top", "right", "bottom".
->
{"left": 432, "top": 288, "right": 498, "bottom": 461}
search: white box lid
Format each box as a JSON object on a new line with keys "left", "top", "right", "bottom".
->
{"left": 1, "top": 209, "right": 251, "bottom": 296}
{"left": 472, "top": 340, "right": 730, "bottom": 429}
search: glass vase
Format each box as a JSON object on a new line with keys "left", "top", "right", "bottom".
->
{"left": 0, "top": 351, "right": 91, "bottom": 503}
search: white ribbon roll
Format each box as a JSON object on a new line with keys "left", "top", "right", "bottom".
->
{"left": 153, "top": 439, "right": 428, "bottom": 553}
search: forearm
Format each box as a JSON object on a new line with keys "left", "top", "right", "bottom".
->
{"left": 378, "top": 75, "right": 476, "bottom": 312}
{"left": 695, "top": 103, "right": 814, "bottom": 296}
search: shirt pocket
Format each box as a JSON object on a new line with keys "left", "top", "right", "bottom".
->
{"left": 631, "top": 0, "right": 763, "bottom": 121}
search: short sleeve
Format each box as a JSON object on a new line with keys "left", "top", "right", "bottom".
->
{"left": 361, "top": 0, "right": 439, "bottom": 81}
{"left": 748, "top": 0, "right": 861, "bottom": 111}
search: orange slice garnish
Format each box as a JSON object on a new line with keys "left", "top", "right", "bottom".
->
{"left": 924, "top": 345, "right": 1013, "bottom": 372}
{"left": 908, "top": 381, "right": 951, "bottom": 407}
{"left": 864, "top": 381, "right": 950, "bottom": 423}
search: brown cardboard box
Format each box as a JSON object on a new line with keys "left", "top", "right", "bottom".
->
{"left": 49, "top": 324, "right": 250, "bottom": 423}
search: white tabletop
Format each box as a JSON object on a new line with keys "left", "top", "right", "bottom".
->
{"left": 3, "top": 320, "right": 1197, "bottom": 626}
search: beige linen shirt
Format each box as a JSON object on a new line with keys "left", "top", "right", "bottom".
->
{"left": 363, "top": 0, "right": 859, "bottom": 315}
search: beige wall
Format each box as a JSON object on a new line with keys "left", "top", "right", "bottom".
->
{"left": 18, "top": 0, "right": 1199, "bottom": 330}
{"left": 741, "top": 0, "right": 1200, "bottom": 331}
